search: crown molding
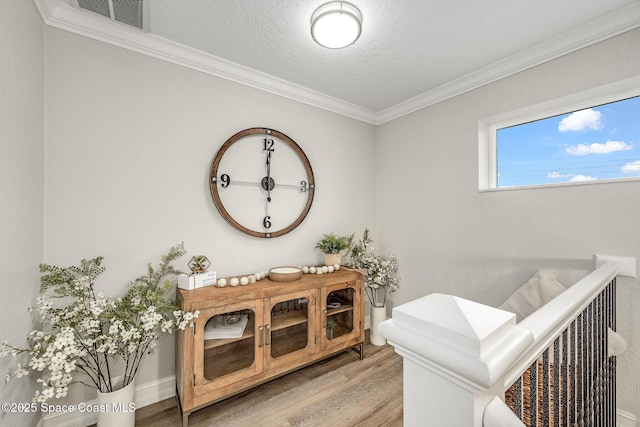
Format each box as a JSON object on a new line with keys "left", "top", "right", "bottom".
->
{"left": 34, "top": 0, "right": 640, "bottom": 126}
{"left": 376, "top": 2, "right": 640, "bottom": 124}
{"left": 32, "top": 0, "right": 379, "bottom": 124}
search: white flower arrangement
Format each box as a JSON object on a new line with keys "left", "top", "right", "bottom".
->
{"left": 1, "top": 243, "right": 199, "bottom": 401}
{"left": 345, "top": 229, "right": 399, "bottom": 307}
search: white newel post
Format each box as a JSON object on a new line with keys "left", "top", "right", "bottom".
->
{"left": 378, "top": 293, "right": 534, "bottom": 427}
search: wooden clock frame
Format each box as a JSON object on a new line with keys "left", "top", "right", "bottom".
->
{"left": 209, "top": 127, "right": 315, "bottom": 238}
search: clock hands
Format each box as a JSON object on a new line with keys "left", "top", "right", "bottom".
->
{"left": 261, "top": 134, "right": 276, "bottom": 203}
{"left": 262, "top": 133, "right": 275, "bottom": 231}
{"left": 265, "top": 149, "right": 272, "bottom": 202}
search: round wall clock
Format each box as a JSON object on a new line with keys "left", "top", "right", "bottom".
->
{"left": 209, "top": 127, "right": 315, "bottom": 238}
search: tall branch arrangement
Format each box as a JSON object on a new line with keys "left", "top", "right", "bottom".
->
{"left": 1, "top": 243, "right": 199, "bottom": 401}
{"left": 345, "top": 229, "right": 399, "bottom": 307}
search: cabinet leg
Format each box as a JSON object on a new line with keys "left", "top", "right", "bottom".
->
{"left": 352, "top": 342, "right": 364, "bottom": 360}
{"left": 175, "top": 389, "right": 190, "bottom": 427}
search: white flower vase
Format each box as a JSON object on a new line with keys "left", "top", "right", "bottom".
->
{"left": 370, "top": 305, "right": 387, "bottom": 346}
{"left": 96, "top": 377, "right": 136, "bottom": 427}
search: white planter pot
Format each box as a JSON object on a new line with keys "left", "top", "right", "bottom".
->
{"left": 324, "top": 253, "right": 341, "bottom": 266}
{"left": 96, "top": 377, "right": 136, "bottom": 427}
{"left": 370, "top": 305, "right": 387, "bottom": 346}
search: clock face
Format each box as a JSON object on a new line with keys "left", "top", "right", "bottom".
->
{"left": 210, "top": 128, "right": 315, "bottom": 238}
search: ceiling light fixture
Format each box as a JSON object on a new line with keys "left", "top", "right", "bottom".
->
{"left": 310, "top": 1, "right": 362, "bottom": 49}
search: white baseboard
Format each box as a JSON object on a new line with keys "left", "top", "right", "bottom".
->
{"left": 41, "top": 376, "right": 177, "bottom": 427}
{"left": 37, "top": 371, "right": 638, "bottom": 427}
{"left": 618, "top": 409, "right": 637, "bottom": 427}
{"left": 133, "top": 375, "right": 176, "bottom": 409}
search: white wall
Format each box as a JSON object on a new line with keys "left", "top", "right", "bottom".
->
{"left": 43, "top": 27, "right": 376, "bottom": 407}
{"left": 0, "top": 0, "right": 44, "bottom": 425}
{"left": 376, "top": 28, "right": 640, "bottom": 419}
{"left": 4, "top": 2, "right": 639, "bottom": 422}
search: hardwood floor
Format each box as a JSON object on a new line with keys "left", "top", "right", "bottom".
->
{"left": 134, "top": 337, "right": 403, "bottom": 427}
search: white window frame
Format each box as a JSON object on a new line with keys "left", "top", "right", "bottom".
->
{"left": 479, "top": 75, "right": 640, "bottom": 191}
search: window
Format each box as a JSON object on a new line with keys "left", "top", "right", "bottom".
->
{"left": 479, "top": 77, "right": 640, "bottom": 190}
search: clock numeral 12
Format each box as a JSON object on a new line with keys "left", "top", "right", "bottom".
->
{"left": 263, "top": 216, "right": 272, "bottom": 229}
{"left": 263, "top": 138, "right": 275, "bottom": 152}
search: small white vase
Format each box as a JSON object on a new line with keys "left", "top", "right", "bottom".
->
{"left": 96, "top": 377, "right": 136, "bottom": 427}
{"left": 370, "top": 305, "right": 387, "bottom": 346}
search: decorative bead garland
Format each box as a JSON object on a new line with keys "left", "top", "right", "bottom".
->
{"left": 216, "top": 271, "right": 267, "bottom": 288}
{"left": 215, "top": 264, "right": 341, "bottom": 288}
{"left": 301, "top": 264, "right": 341, "bottom": 275}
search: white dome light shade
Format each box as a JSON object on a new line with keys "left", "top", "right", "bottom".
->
{"left": 311, "top": 2, "right": 362, "bottom": 49}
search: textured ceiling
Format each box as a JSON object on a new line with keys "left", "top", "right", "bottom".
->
{"left": 37, "top": 0, "right": 640, "bottom": 122}
{"left": 149, "top": 0, "right": 638, "bottom": 112}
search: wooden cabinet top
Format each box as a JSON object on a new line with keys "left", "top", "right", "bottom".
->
{"left": 177, "top": 268, "right": 364, "bottom": 309}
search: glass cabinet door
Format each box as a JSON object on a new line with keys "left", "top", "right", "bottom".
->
{"left": 194, "top": 301, "right": 263, "bottom": 391}
{"left": 321, "top": 282, "right": 361, "bottom": 348}
{"left": 265, "top": 290, "right": 316, "bottom": 369}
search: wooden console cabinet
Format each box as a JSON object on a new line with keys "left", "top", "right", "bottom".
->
{"left": 175, "top": 269, "right": 365, "bottom": 426}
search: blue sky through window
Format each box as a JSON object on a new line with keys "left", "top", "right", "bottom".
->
{"left": 496, "top": 95, "right": 640, "bottom": 188}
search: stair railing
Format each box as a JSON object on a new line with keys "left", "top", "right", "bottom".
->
{"left": 378, "top": 261, "right": 621, "bottom": 427}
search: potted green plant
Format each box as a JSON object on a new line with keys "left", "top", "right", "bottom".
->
{"left": 326, "top": 318, "right": 337, "bottom": 340}
{"left": 315, "top": 233, "right": 350, "bottom": 265}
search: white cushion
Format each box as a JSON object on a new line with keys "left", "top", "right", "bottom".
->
{"left": 499, "top": 270, "right": 627, "bottom": 356}
{"left": 498, "top": 270, "right": 566, "bottom": 322}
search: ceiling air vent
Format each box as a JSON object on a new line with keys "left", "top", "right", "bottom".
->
{"left": 71, "top": 0, "right": 149, "bottom": 32}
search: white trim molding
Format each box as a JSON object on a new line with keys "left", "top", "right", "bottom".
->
{"left": 41, "top": 376, "right": 177, "bottom": 427}
{"left": 377, "top": 2, "right": 640, "bottom": 124}
{"left": 33, "top": 0, "right": 640, "bottom": 125}
{"left": 32, "top": 0, "right": 379, "bottom": 124}
{"left": 35, "top": 374, "right": 638, "bottom": 426}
